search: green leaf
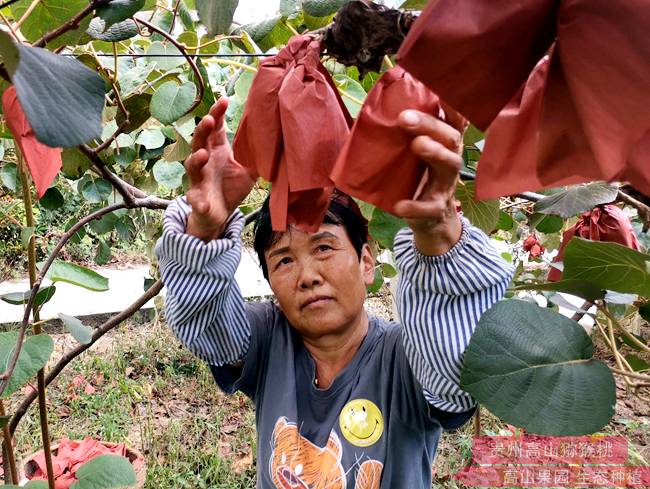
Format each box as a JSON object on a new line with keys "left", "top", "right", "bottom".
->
{"left": 116, "top": 94, "right": 152, "bottom": 133}
{"left": 46, "top": 260, "right": 109, "bottom": 292}
{"left": 87, "top": 18, "right": 139, "bottom": 42}
{"left": 367, "top": 267, "right": 383, "bottom": 294}
{"left": 136, "top": 128, "right": 165, "bottom": 150}
{"left": 89, "top": 212, "right": 120, "bottom": 235}
{"left": 97, "top": 0, "right": 145, "bottom": 28}
{"left": 163, "top": 135, "right": 191, "bottom": 162}
{"left": 62, "top": 148, "right": 92, "bottom": 180}
{"left": 456, "top": 181, "right": 500, "bottom": 233}
{"left": 71, "top": 454, "right": 137, "bottom": 489}
{"left": 534, "top": 214, "right": 564, "bottom": 234}
{"left": 333, "top": 74, "right": 366, "bottom": 117}
{"left": 145, "top": 41, "right": 185, "bottom": 71}
{"left": 81, "top": 178, "right": 113, "bottom": 203}
{"left": 400, "top": 0, "right": 427, "bottom": 7}
{"left": 114, "top": 147, "right": 137, "bottom": 167}
{"left": 153, "top": 160, "right": 185, "bottom": 189}
{"left": 563, "top": 238, "right": 650, "bottom": 297}
{"left": 0, "top": 163, "right": 18, "bottom": 191}
{"left": 0, "top": 32, "right": 105, "bottom": 148}
{"left": 21, "top": 226, "right": 34, "bottom": 249}
{"left": 280, "top": 0, "right": 301, "bottom": 17}
{"left": 65, "top": 218, "right": 86, "bottom": 244}
{"left": 118, "top": 61, "right": 156, "bottom": 96}
{"left": 39, "top": 187, "right": 64, "bottom": 210}
{"left": 495, "top": 211, "right": 514, "bottom": 231}
{"left": 94, "top": 239, "right": 111, "bottom": 265}
{"left": 534, "top": 183, "right": 619, "bottom": 218}
{"left": 625, "top": 354, "right": 649, "bottom": 372}
{"left": 303, "top": 0, "right": 350, "bottom": 17}
{"left": 0, "top": 333, "right": 54, "bottom": 398}
{"left": 369, "top": 208, "right": 407, "bottom": 250}
{"left": 196, "top": 0, "right": 239, "bottom": 36}
{"left": 10, "top": 0, "right": 90, "bottom": 49}
{"left": 463, "top": 124, "right": 484, "bottom": 146}
{"left": 58, "top": 313, "right": 93, "bottom": 345}
{"left": 1, "top": 286, "right": 57, "bottom": 307}
{"left": 189, "top": 58, "right": 215, "bottom": 118}
{"left": 513, "top": 279, "right": 605, "bottom": 302}
{"left": 150, "top": 81, "right": 197, "bottom": 125}
{"left": 236, "top": 16, "right": 292, "bottom": 52}
{"left": 461, "top": 299, "right": 616, "bottom": 435}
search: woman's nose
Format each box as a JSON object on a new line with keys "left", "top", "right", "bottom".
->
{"left": 297, "top": 260, "right": 323, "bottom": 289}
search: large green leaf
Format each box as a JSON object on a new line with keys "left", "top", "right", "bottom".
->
{"left": 333, "top": 74, "right": 366, "bottom": 118}
{"left": 10, "top": 0, "right": 90, "bottom": 48}
{"left": 369, "top": 208, "right": 407, "bottom": 250}
{"left": 71, "top": 455, "right": 137, "bottom": 489}
{"left": 0, "top": 286, "right": 57, "bottom": 307}
{"left": 40, "top": 187, "right": 64, "bottom": 210}
{"left": 151, "top": 81, "right": 197, "bottom": 125}
{"left": 400, "top": 0, "right": 428, "bottom": 8}
{"left": 236, "top": 16, "right": 293, "bottom": 52}
{"left": 97, "top": 0, "right": 145, "bottom": 29}
{"left": 136, "top": 128, "right": 165, "bottom": 150}
{"left": 62, "top": 148, "right": 92, "bottom": 180}
{"left": 461, "top": 299, "right": 616, "bottom": 435}
{"left": 0, "top": 32, "right": 105, "bottom": 148}
{"left": 87, "top": 18, "right": 139, "bottom": 42}
{"left": 5, "top": 481, "right": 48, "bottom": 488}
{"left": 456, "top": 180, "right": 499, "bottom": 233}
{"left": 45, "top": 260, "right": 109, "bottom": 292}
{"left": 563, "top": 238, "right": 650, "bottom": 297}
{"left": 303, "top": 0, "right": 350, "bottom": 17}
{"left": 145, "top": 41, "right": 185, "bottom": 71}
{"left": 514, "top": 279, "right": 605, "bottom": 302}
{"left": 153, "top": 160, "right": 185, "bottom": 189}
{"left": 116, "top": 94, "right": 152, "bottom": 133}
{"left": 80, "top": 178, "right": 113, "bottom": 203}
{"left": 58, "top": 313, "right": 93, "bottom": 345}
{"left": 0, "top": 333, "right": 54, "bottom": 398}
{"left": 534, "top": 183, "right": 619, "bottom": 218}
{"left": 0, "top": 163, "right": 18, "bottom": 191}
{"left": 196, "top": 0, "right": 239, "bottom": 36}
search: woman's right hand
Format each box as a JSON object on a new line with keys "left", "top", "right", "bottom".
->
{"left": 185, "top": 98, "right": 256, "bottom": 241}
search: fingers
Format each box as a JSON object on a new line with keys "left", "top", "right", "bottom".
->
{"left": 394, "top": 198, "right": 448, "bottom": 220}
{"left": 184, "top": 148, "right": 209, "bottom": 186}
{"left": 192, "top": 115, "right": 215, "bottom": 153}
{"left": 208, "top": 97, "right": 229, "bottom": 146}
{"left": 399, "top": 110, "right": 462, "bottom": 153}
{"left": 411, "top": 135, "right": 463, "bottom": 173}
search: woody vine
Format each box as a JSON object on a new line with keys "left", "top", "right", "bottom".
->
{"left": 0, "top": 0, "right": 648, "bottom": 487}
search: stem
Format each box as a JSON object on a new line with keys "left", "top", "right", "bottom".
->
{"left": 336, "top": 87, "right": 364, "bottom": 106}
{"left": 599, "top": 305, "right": 650, "bottom": 353}
{"left": 605, "top": 315, "right": 633, "bottom": 390}
{"left": 10, "top": 280, "right": 164, "bottom": 434}
{"left": 203, "top": 58, "right": 258, "bottom": 73}
{"left": 0, "top": 10, "right": 22, "bottom": 41}
{"left": 134, "top": 16, "right": 204, "bottom": 114}
{"left": 0, "top": 401, "right": 18, "bottom": 485}
{"left": 610, "top": 367, "right": 650, "bottom": 382}
{"left": 17, "top": 153, "right": 56, "bottom": 489}
{"left": 169, "top": 0, "right": 181, "bottom": 33}
{"left": 473, "top": 405, "right": 481, "bottom": 437}
{"left": 618, "top": 190, "right": 650, "bottom": 232}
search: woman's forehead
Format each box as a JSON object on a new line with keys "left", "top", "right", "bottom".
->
{"left": 266, "top": 223, "right": 348, "bottom": 252}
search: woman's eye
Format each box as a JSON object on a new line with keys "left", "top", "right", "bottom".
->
{"left": 316, "top": 245, "right": 332, "bottom": 253}
{"left": 275, "top": 257, "right": 292, "bottom": 269}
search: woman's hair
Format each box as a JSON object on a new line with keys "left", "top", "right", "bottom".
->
{"left": 253, "top": 190, "right": 369, "bottom": 279}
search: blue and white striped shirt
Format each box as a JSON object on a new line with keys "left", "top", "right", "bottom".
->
{"left": 155, "top": 197, "right": 514, "bottom": 413}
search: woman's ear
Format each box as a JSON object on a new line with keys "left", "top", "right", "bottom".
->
{"left": 360, "top": 243, "right": 376, "bottom": 286}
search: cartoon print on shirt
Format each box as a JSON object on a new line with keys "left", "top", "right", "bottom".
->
{"left": 270, "top": 417, "right": 383, "bottom": 489}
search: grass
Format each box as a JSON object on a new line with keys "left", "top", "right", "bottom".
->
{"left": 6, "top": 308, "right": 649, "bottom": 488}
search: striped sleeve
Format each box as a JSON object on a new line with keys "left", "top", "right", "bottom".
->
{"left": 393, "top": 217, "right": 514, "bottom": 413}
{"left": 154, "top": 197, "right": 251, "bottom": 366}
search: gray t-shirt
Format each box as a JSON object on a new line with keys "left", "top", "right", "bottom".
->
{"left": 211, "top": 301, "right": 475, "bottom": 489}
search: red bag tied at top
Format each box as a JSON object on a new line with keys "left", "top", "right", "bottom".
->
{"left": 233, "top": 35, "right": 352, "bottom": 231}
{"left": 332, "top": 66, "right": 446, "bottom": 215}
{"left": 2, "top": 86, "right": 62, "bottom": 198}
{"left": 398, "top": 0, "right": 650, "bottom": 200}
{"left": 548, "top": 204, "right": 640, "bottom": 282}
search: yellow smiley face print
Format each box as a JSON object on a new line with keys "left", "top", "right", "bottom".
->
{"left": 339, "top": 399, "right": 384, "bottom": 447}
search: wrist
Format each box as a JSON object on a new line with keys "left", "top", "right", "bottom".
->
{"left": 412, "top": 212, "right": 462, "bottom": 256}
{"left": 186, "top": 214, "right": 226, "bottom": 242}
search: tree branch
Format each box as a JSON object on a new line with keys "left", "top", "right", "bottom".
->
{"left": 618, "top": 190, "right": 650, "bottom": 232}
{"left": 32, "top": 0, "right": 104, "bottom": 48}
{"left": 10, "top": 280, "right": 164, "bottom": 435}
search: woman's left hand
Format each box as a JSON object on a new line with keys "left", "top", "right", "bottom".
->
{"left": 394, "top": 107, "right": 467, "bottom": 256}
